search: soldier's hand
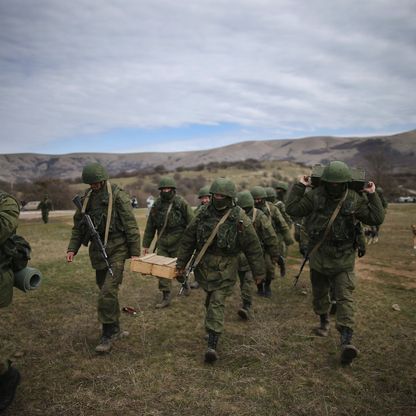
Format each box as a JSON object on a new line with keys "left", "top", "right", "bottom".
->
{"left": 363, "top": 181, "right": 376, "bottom": 194}
{"left": 131, "top": 256, "right": 140, "bottom": 261}
{"left": 358, "top": 248, "right": 366, "bottom": 258}
{"left": 254, "top": 276, "right": 265, "bottom": 285}
{"left": 275, "top": 255, "right": 286, "bottom": 278}
{"left": 299, "top": 175, "right": 312, "bottom": 187}
{"left": 66, "top": 251, "right": 75, "bottom": 262}
{"left": 175, "top": 267, "right": 185, "bottom": 279}
{"left": 142, "top": 247, "right": 149, "bottom": 255}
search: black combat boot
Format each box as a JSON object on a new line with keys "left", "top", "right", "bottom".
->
{"left": 204, "top": 331, "right": 220, "bottom": 363}
{"left": 264, "top": 282, "right": 272, "bottom": 298}
{"left": 339, "top": 326, "right": 359, "bottom": 365}
{"left": 95, "top": 323, "right": 113, "bottom": 354}
{"left": 329, "top": 301, "right": 337, "bottom": 315}
{"left": 314, "top": 314, "right": 330, "bottom": 337}
{"left": 0, "top": 361, "right": 21, "bottom": 412}
{"left": 155, "top": 291, "right": 171, "bottom": 309}
{"left": 237, "top": 301, "right": 251, "bottom": 320}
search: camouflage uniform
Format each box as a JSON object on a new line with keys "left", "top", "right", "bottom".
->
{"left": 37, "top": 196, "right": 53, "bottom": 224}
{"left": 251, "top": 186, "right": 292, "bottom": 296}
{"left": 67, "top": 163, "right": 141, "bottom": 353}
{"left": 286, "top": 161, "right": 385, "bottom": 364}
{"left": 176, "top": 179, "right": 265, "bottom": 362}
{"left": 236, "top": 191, "right": 281, "bottom": 318}
{"left": 0, "top": 191, "right": 21, "bottom": 411}
{"left": 142, "top": 177, "right": 194, "bottom": 305}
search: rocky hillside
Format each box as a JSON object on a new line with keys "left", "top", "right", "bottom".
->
{"left": 1, "top": 130, "right": 415, "bottom": 182}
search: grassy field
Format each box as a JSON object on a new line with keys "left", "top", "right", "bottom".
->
{"left": 1, "top": 203, "right": 415, "bottom": 416}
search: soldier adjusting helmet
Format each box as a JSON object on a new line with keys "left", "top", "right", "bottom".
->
{"left": 158, "top": 176, "right": 177, "bottom": 189}
{"left": 321, "top": 161, "right": 352, "bottom": 183}
{"left": 237, "top": 191, "right": 254, "bottom": 209}
{"left": 82, "top": 163, "right": 109, "bottom": 184}
{"left": 209, "top": 178, "right": 237, "bottom": 198}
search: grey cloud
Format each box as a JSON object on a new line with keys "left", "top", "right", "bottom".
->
{"left": 0, "top": 0, "right": 415, "bottom": 152}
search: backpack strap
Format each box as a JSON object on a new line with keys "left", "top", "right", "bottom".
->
{"left": 150, "top": 201, "right": 174, "bottom": 253}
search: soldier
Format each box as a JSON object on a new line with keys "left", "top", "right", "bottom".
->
{"left": 0, "top": 190, "right": 21, "bottom": 412}
{"left": 236, "top": 191, "right": 283, "bottom": 319}
{"left": 250, "top": 186, "right": 293, "bottom": 296}
{"left": 195, "top": 186, "right": 211, "bottom": 214}
{"left": 142, "top": 176, "right": 194, "bottom": 308}
{"left": 37, "top": 194, "right": 53, "bottom": 224}
{"left": 286, "top": 161, "right": 385, "bottom": 365}
{"left": 66, "top": 163, "right": 141, "bottom": 354}
{"left": 275, "top": 182, "right": 289, "bottom": 203}
{"left": 175, "top": 178, "right": 265, "bottom": 363}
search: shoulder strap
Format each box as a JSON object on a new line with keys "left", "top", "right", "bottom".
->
{"left": 192, "top": 209, "right": 232, "bottom": 269}
{"left": 252, "top": 208, "right": 257, "bottom": 223}
{"left": 309, "top": 189, "right": 348, "bottom": 257}
{"left": 150, "top": 201, "right": 173, "bottom": 253}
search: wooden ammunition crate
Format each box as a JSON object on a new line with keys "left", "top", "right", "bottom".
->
{"left": 130, "top": 254, "right": 177, "bottom": 279}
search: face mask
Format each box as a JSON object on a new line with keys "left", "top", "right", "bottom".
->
{"left": 254, "top": 199, "right": 264, "bottom": 209}
{"left": 212, "top": 197, "right": 230, "bottom": 211}
{"left": 324, "top": 183, "right": 346, "bottom": 198}
{"left": 276, "top": 191, "right": 285, "bottom": 201}
{"left": 160, "top": 189, "right": 175, "bottom": 201}
{"left": 243, "top": 206, "right": 253, "bottom": 215}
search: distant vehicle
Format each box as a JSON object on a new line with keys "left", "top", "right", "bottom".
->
{"left": 21, "top": 201, "right": 41, "bottom": 211}
{"left": 397, "top": 196, "right": 415, "bottom": 203}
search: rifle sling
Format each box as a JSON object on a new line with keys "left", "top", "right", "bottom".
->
{"left": 308, "top": 189, "right": 348, "bottom": 258}
{"left": 150, "top": 202, "right": 173, "bottom": 253}
{"left": 81, "top": 181, "right": 113, "bottom": 246}
{"left": 192, "top": 209, "right": 232, "bottom": 270}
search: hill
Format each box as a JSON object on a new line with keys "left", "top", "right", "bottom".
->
{"left": 1, "top": 130, "right": 415, "bottom": 183}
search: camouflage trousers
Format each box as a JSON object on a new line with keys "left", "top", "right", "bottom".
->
{"left": 156, "top": 245, "right": 178, "bottom": 292}
{"left": 204, "top": 285, "right": 234, "bottom": 334}
{"left": 238, "top": 270, "right": 253, "bottom": 306}
{"left": 0, "top": 269, "right": 14, "bottom": 377}
{"left": 95, "top": 261, "right": 125, "bottom": 324}
{"left": 41, "top": 211, "right": 49, "bottom": 224}
{"left": 264, "top": 253, "right": 275, "bottom": 284}
{"left": 310, "top": 269, "right": 356, "bottom": 329}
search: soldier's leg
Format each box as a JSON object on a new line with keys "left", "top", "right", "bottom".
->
{"left": 155, "top": 246, "right": 172, "bottom": 307}
{"left": 95, "top": 262, "right": 127, "bottom": 353}
{"left": 333, "top": 270, "right": 358, "bottom": 364}
{"left": 238, "top": 270, "right": 252, "bottom": 320}
{"left": 263, "top": 253, "right": 275, "bottom": 298}
{"left": 310, "top": 269, "right": 331, "bottom": 336}
{"left": 204, "top": 286, "right": 233, "bottom": 363}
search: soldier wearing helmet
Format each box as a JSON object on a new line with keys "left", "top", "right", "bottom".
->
{"left": 236, "top": 190, "right": 282, "bottom": 319}
{"left": 195, "top": 185, "right": 211, "bottom": 214}
{"left": 142, "top": 176, "right": 194, "bottom": 308}
{"left": 250, "top": 186, "right": 293, "bottom": 297}
{"left": 37, "top": 194, "right": 53, "bottom": 224}
{"left": 286, "top": 160, "right": 385, "bottom": 365}
{"left": 176, "top": 178, "right": 265, "bottom": 363}
{"left": 66, "top": 163, "right": 141, "bottom": 354}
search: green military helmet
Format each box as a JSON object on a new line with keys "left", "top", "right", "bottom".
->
{"left": 321, "top": 161, "right": 352, "bottom": 183}
{"left": 250, "top": 186, "right": 267, "bottom": 199}
{"left": 198, "top": 185, "right": 211, "bottom": 198}
{"left": 265, "top": 187, "right": 277, "bottom": 199}
{"left": 275, "top": 182, "right": 288, "bottom": 191}
{"left": 82, "top": 163, "right": 109, "bottom": 184}
{"left": 158, "top": 176, "right": 177, "bottom": 189}
{"left": 209, "top": 178, "right": 237, "bottom": 198}
{"left": 237, "top": 190, "right": 254, "bottom": 208}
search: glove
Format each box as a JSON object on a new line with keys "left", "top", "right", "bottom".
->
{"left": 175, "top": 268, "right": 185, "bottom": 283}
{"left": 358, "top": 248, "right": 366, "bottom": 258}
{"left": 274, "top": 255, "right": 286, "bottom": 278}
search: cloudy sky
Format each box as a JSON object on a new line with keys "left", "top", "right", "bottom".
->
{"left": 1, "top": 0, "right": 415, "bottom": 154}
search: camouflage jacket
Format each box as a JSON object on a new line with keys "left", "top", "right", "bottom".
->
{"left": 143, "top": 194, "right": 194, "bottom": 249}
{"left": 176, "top": 204, "right": 265, "bottom": 288}
{"left": 258, "top": 201, "right": 293, "bottom": 245}
{"left": 238, "top": 207, "right": 280, "bottom": 271}
{"left": 286, "top": 183, "right": 385, "bottom": 273}
{"left": 67, "top": 182, "right": 140, "bottom": 269}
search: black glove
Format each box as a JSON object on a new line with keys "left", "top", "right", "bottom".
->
{"left": 358, "top": 248, "right": 366, "bottom": 258}
{"left": 272, "top": 255, "right": 286, "bottom": 278}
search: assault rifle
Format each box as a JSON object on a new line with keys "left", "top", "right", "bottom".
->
{"left": 293, "top": 254, "right": 308, "bottom": 287}
{"left": 177, "top": 251, "right": 196, "bottom": 296}
{"left": 72, "top": 195, "right": 114, "bottom": 277}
